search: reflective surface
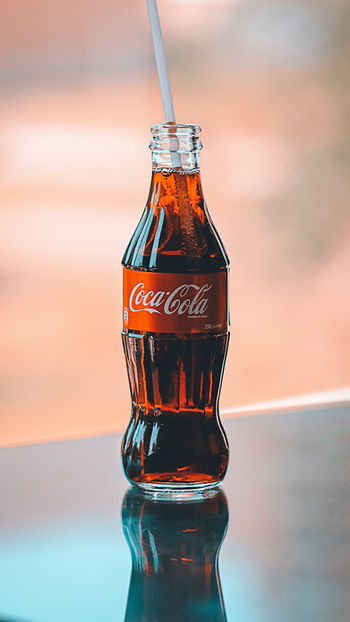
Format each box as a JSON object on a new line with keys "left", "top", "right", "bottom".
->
{"left": 122, "top": 487, "right": 228, "bottom": 621}
{"left": 0, "top": 403, "right": 349, "bottom": 621}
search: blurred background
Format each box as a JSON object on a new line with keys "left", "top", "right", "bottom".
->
{"left": 1, "top": 0, "right": 349, "bottom": 446}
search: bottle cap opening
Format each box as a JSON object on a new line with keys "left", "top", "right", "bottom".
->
{"left": 151, "top": 123, "right": 201, "bottom": 137}
{"left": 150, "top": 123, "right": 202, "bottom": 154}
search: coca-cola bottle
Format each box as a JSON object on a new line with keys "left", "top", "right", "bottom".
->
{"left": 122, "top": 123, "right": 229, "bottom": 492}
{"left": 122, "top": 486, "right": 229, "bottom": 621}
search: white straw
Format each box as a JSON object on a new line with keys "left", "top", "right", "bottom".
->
{"left": 146, "top": 0, "right": 176, "bottom": 123}
{"left": 146, "top": 0, "right": 182, "bottom": 168}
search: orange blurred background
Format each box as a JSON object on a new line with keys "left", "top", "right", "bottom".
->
{"left": 1, "top": 0, "right": 349, "bottom": 446}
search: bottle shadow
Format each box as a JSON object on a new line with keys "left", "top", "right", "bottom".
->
{"left": 122, "top": 487, "right": 229, "bottom": 621}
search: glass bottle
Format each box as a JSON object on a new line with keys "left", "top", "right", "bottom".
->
{"left": 122, "top": 123, "right": 229, "bottom": 492}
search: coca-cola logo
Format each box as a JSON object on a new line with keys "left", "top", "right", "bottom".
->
{"left": 129, "top": 282, "right": 212, "bottom": 317}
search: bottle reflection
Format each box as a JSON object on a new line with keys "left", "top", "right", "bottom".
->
{"left": 122, "top": 488, "right": 228, "bottom": 621}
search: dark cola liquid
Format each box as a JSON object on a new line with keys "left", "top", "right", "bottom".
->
{"left": 122, "top": 169, "right": 229, "bottom": 489}
{"left": 122, "top": 331, "right": 229, "bottom": 486}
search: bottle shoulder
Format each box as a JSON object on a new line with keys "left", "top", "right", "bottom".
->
{"left": 122, "top": 170, "right": 229, "bottom": 272}
{"left": 122, "top": 205, "right": 229, "bottom": 272}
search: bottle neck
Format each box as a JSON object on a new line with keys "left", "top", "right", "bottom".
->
{"left": 150, "top": 123, "right": 202, "bottom": 172}
{"left": 147, "top": 167, "right": 204, "bottom": 212}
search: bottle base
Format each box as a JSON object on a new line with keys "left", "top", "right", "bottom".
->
{"left": 134, "top": 480, "right": 222, "bottom": 501}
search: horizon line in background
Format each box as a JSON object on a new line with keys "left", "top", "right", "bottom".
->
{"left": 1, "top": 386, "right": 349, "bottom": 450}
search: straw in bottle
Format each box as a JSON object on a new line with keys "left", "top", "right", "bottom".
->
{"left": 146, "top": 0, "right": 201, "bottom": 259}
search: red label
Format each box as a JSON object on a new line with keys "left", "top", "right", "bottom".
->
{"left": 123, "top": 268, "right": 228, "bottom": 333}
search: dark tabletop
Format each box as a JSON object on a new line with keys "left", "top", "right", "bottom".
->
{"left": 0, "top": 402, "right": 349, "bottom": 622}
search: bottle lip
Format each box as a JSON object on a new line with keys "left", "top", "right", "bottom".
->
{"left": 150, "top": 123, "right": 202, "bottom": 157}
{"left": 151, "top": 123, "right": 202, "bottom": 137}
